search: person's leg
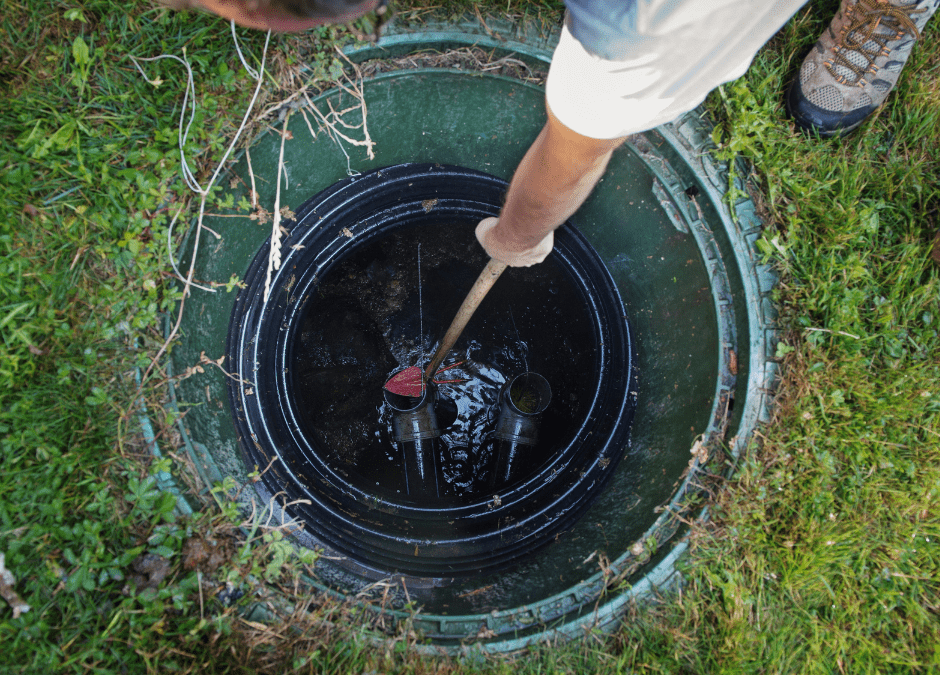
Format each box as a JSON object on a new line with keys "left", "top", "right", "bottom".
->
{"left": 787, "top": 0, "right": 939, "bottom": 136}
{"left": 478, "top": 3, "right": 810, "bottom": 267}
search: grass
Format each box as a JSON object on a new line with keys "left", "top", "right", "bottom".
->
{"left": 1, "top": 0, "right": 938, "bottom": 673}
{"left": 0, "top": 2, "right": 363, "bottom": 672}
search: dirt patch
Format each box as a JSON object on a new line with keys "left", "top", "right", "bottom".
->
{"left": 123, "top": 553, "right": 172, "bottom": 595}
{"left": 182, "top": 535, "right": 231, "bottom": 573}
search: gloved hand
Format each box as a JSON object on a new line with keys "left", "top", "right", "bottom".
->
{"left": 475, "top": 217, "right": 554, "bottom": 267}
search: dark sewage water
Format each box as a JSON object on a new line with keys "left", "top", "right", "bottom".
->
{"left": 288, "top": 221, "right": 598, "bottom": 504}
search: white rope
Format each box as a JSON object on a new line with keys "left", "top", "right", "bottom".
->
{"left": 129, "top": 52, "right": 200, "bottom": 192}
{"left": 132, "top": 30, "right": 272, "bottom": 297}
{"left": 131, "top": 30, "right": 271, "bottom": 199}
{"left": 138, "top": 27, "right": 272, "bottom": 383}
{"left": 231, "top": 19, "right": 260, "bottom": 80}
{"left": 201, "top": 30, "right": 272, "bottom": 197}
{"left": 166, "top": 204, "right": 215, "bottom": 293}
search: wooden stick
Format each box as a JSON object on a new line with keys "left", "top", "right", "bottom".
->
{"left": 425, "top": 258, "right": 508, "bottom": 379}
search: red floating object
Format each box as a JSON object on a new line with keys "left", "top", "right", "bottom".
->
{"left": 383, "top": 366, "right": 425, "bottom": 397}
{"left": 384, "top": 361, "right": 470, "bottom": 397}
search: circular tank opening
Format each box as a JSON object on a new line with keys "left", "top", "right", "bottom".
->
{"left": 227, "top": 164, "right": 636, "bottom": 581}
{"left": 165, "top": 29, "right": 778, "bottom": 649}
{"left": 290, "top": 216, "right": 599, "bottom": 503}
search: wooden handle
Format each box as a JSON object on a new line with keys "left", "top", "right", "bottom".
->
{"left": 425, "top": 258, "right": 508, "bottom": 378}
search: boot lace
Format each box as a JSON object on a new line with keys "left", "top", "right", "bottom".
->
{"left": 826, "top": 0, "right": 925, "bottom": 85}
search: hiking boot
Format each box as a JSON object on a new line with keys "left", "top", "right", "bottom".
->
{"left": 787, "top": 0, "right": 939, "bottom": 137}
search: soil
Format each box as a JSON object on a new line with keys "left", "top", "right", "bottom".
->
{"left": 181, "top": 535, "right": 230, "bottom": 573}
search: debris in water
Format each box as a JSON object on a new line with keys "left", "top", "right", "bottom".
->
{"left": 509, "top": 383, "right": 540, "bottom": 413}
{"left": 291, "top": 222, "right": 594, "bottom": 499}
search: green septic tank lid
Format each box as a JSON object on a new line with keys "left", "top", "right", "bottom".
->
{"left": 159, "top": 16, "right": 779, "bottom": 653}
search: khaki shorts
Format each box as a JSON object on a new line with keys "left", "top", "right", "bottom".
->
{"left": 546, "top": 0, "right": 808, "bottom": 139}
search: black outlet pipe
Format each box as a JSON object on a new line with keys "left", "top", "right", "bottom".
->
{"left": 384, "top": 385, "right": 442, "bottom": 499}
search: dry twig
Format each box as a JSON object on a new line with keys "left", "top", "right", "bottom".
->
{"left": 264, "top": 113, "right": 290, "bottom": 302}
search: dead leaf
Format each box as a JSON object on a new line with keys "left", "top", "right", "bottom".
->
{"left": 384, "top": 367, "right": 425, "bottom": 397}
{"left": 177, "top": 364, "right": 205, "bottom": 381}
{"left": 181, "top": 536, "right": 228, "bottom": 573}
{"left": 0, "top": 553, "right": 31, "bottom": 619}
{"left": 475, "top": 624, "right": 496, "bottom": 639}
{"left": 123, "top": 553, "right": 171, "bottom": 595}
{"left": 249, "top": 208, "right": 271, "bottom": 224}
{"left": 199, "top": 351, "right": 225, "bottom": 368}
{"left": 69, "top": 246, "right": 88, "bottom": 271}
{"left": 456, "top": 584, "right": 494, "bottom": 599}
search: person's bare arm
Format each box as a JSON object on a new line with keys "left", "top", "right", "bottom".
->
{"left": 476, "top": 103, "right": 626, "bottom": 267}
{"left": 165, "top": 0, "right": 381, "bottom": 32}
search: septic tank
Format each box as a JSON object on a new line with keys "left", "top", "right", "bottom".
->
{"left": 161, "top": 16, "right": 778, "bottom": 652}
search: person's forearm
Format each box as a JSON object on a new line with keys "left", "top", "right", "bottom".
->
{"left": 483, "top": 105, "right": 626, "bottom": 259}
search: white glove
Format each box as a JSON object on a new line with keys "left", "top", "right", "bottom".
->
{"left": 474, "top": 217, "right": 554, "bottom": 267}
